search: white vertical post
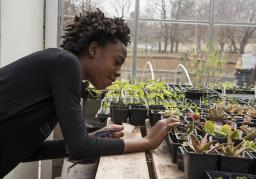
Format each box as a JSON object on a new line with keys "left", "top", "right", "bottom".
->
{"left": 41, "top": 1, "right": 60, "bottom": 179}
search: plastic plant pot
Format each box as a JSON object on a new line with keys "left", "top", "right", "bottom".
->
{"left": 219, "top": 152, "right": 253, "bottom": 174}
{"left": 184, "top": 90, "right": 207, "bottom": 100}
{"left": 237, "top": 122, "right": 256, "bottom": 128}
{"left": 148, "top": 105, "right": 166, "bottom": 110}
{"left": 96, "top": 113, "right": 110, "bottom": 123}
{"left": 130, "top": 108, "right": 147, "bottom": 126}
{"left": 249, "top": 151, "right": 256, "bottom": 174}
{"left": 230, "top": 173, "right": 256, "bottom": 179}
{"left": 232, "top": 116, "right": 244, "bottom": 122}
{"left": 177, "top": 148, "right": 184, "bottom": 171}
{"left": 174, "top": 130, "right": 200, "bottom": 144}
{"left": 166, "top": 132, "right": 182, "bottom": 163}
{"left": 206, "top": 170, "right": 256, "bottom": 179}
{"left": 214, "top": 89, "right": 223, "bottom": 93}
{"left": 180, "top": 146, "right": 219, "bottom": 179}
{"left": 206, "top": 170, "right": 229, "bottom": 179}
{"left": 174, "top": 133, "right": 188, "bottom": 144}
{"left": 208, "top": 133, "right": 227, "bottom": 143}
{"left": 149, "top": 110, "right": 162, "bottom": 126}
{"left": 110, "top": 104, "right": 130, "bottom": 125}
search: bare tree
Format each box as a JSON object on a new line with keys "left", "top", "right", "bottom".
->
{"left": 109, "top": 0, "right": 131, "bottom": 17}
{"left": 215, "top": 0, "right": 256, "bottom": 54}
{"left": 169, "top": 0, "right": 195, "bottom": 53}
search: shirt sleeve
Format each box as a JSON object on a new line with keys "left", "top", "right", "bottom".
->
{"left": 23, "top": 140, "right": 68, "bottom": 162}
{"left": 50, "top": 52, "right": 124, "bottom": 159}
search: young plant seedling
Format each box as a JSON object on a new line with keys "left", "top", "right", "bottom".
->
{"left": 240, "top": 125, "right": 256, "bottom": 140}
{"left": 207, "top": 104, "right": 227, "bottom": 124}
{"left": 184, "top": 134, "right": 223, "bottom": 154}
{"left": 218, "top": 135, "right": 249, "bottom": 157}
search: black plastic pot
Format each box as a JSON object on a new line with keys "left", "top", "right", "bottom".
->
{"left": 149, "top": 110, "right": 162, "bottom": 126}
{"left": 214, "top": 89, "right": 223, "bottom": 93}
{"left": 175, "top": 133, "right": 189, "bottom": 143}
{"left": 230, "top": 173, "right": 256, "bottom": 179}
{"left": 237, "top": 122, "right": 256, "bottom": 128}
{"left": 206, "top": 170, "right": 229, "bottom": 179}
{"left": 206, "top": 170, "right": 256, "bottom": 179}
{"left": 180, "top": 146, "right": 219, "bottom": 179}
{"left": 177, "top": 148, "right": 184, "bottom": 171}
{"left": 166, "top": 132, "right": 182, "bottom": 163}
{"left": 148, "top": 105, "right": 166, "bottom": 110}
{"left": 233, "top": 116, "right": 244, "bottom": 122}
{"left": 226, "top": 89, "right": 254, "bottom": 95}
{"left": 96, "top": 112, "right": 110, "bottom": 123}
{"left": 219, "top": 152, "right": 253, "bottom": 174}
{"left": 209, "top": 134, "right": 227, "bottom": 143}
{"left": 249, "top": 151, "right": 256, "bottom": 174}
{"left": 184, "top": 90, "right": 207, "bottom": 100}
{"left": 174, "top": 129, "right": 200, "bottom": 143}
{"left": 111, "top": 104, "right": 130, "bottom": 125}
{"left": 129, "top": 104, "right": 146, "bottom": 109}
{"left": 130, "top": 107, "right": 148, "bottom": 126}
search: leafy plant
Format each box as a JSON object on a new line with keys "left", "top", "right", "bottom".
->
{"left": 240, "top": 125, "right": 256, "bottom": 140}
{"left": 162, "top": 109, "right": 181, "bottom": 119}
{"left": 124, "top": 82, "right": 145, "bottom": 104}
{"left": 188, "top": 44, "right": 224, "bottom": 88}
{"left": 105, "top": 80, "right": 129, "bottom": 103}
{"left": 235, "top": 176, "right": 248, "bottom": 179}
{"left": 243, "top": 140, "right": 256, "bottom": 152}
{"left": 204, "top": 121, "right": 240, "bottom": 140}
{"left": 204, "top": 120, "right": 215, "bottom": 135}
{"left": 206, "top": 104, "right": 227, "bottom": 124}
{"left": 218, "top": 135, "right": 248, "bottom": 157}
{"left": 184, "top": 134, "right": 223, "bottom": 154}
{"left": 144, "top": 80, "right": 173, "bottom": 105}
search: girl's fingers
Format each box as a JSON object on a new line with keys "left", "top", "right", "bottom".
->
{"left": 110, "top": 131, "right": 124, "bottom": 138}
{"left": 108, "top": 124, "right": 124, "bottom": 132}
{"left": 167, "top": 117, "right": 180, "bottom": 123}
{"left": 167, "top": 122, "right": 181, "bottom": 128}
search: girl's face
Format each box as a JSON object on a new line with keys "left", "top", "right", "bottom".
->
{"left": 82, "top": 40, "right": 127, "bottom": 90}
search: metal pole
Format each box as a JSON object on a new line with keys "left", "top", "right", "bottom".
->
{"left": 0, "top": 0, "right": 1, "bottom": 67}
{"left": 43, "top": 0, "right": 46, "bottom": 50}
{"left": 209, "top": 0, "right": 214, "bottom": 50}
{"left": 57, "top": 0, "right": 64, "bottom": 48}
{"left": 131, "top": 0, "right": 140, "bottom": 83}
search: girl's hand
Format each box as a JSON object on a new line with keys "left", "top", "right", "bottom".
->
{"left": 123, "top": 118, "right": 180, "bottom": 153}
{"left": 144, "top": 118, "right": 180, "bottom": 149}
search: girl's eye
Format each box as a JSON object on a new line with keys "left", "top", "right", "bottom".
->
{"left": 115, "top": 59, "right": 122, "bottom": 66}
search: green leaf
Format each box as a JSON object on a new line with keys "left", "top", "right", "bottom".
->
{"left": 220, "top": 124, "right": 231, "bottom": 136}
{"left": 204, "top": 120, "right": 215, "bottom": 135}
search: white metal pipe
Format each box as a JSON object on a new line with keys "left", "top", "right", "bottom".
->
{"left": 175, "top": 64, "right": 193, "bottom": 86}
{"left": 141, "top": 61, "right": 155, "bottom": 82}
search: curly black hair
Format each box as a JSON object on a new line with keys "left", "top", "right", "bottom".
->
{"left": 61, "top": 9, "right": 131, "bottom": 56}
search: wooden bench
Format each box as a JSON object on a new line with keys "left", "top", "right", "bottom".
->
{"left": 95, "top": 119, "right": 185, "bottom": 179}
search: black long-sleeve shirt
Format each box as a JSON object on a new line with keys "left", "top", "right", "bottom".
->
{"left": 0, "top": 48, "right": 124, "bottom": 178}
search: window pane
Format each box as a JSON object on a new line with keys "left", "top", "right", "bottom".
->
{"left": 213, "top": 25, "right": 256, "bottom": 85}
{"left": 62, "top": 0, "right": 135, "bottom": 80}
{"left": 131, "top": 21, "right": 209, "bottom": 82}
{"left": 140, "top": 0, "right": 210, "bottom": 21}
{"left": 214, "top": 0, "right": 256, "bottom": 23}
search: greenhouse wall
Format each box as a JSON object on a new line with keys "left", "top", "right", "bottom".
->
{"left": 0, "top": 0, "right": 44, "bottom": 67}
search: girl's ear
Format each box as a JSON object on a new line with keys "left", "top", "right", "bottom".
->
{"left": 88, "top": 41, "right": 99, "bottom": 59}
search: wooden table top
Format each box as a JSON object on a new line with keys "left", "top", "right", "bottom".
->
{"left": 95, "top": 119, "right": 185, "bottom": 179}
